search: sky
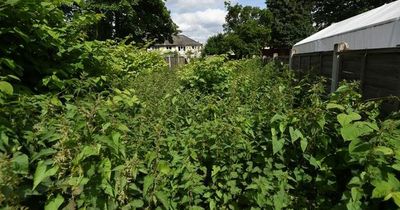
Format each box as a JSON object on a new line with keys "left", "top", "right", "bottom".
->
{"left": 166, "top": 0, "right": 266, "bottom": 43}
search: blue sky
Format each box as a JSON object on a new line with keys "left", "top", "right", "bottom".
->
{"left": 166, "top": 0, "right": 266, "bottom": 43}
{"left": 238, "top": 0, "right": 265, "bottom": 7}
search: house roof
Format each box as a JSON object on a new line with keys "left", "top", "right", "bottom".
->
{"left": 155, "top": 35, "right": 202, "bottom": 47}
{"left": 293, "top": 0, "right": 400, "bottom": 54}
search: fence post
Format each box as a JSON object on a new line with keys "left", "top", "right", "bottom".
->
{"left": 168, "top": 55, "right": 172, "bottom": 69}
{"left": 289, "top": 49, "right": 296, "bottom": 69}
{"left": 331, "top": 42, "right": 348, "bottom": 93}
{"left": 360, "top": 51, "right": 368, "bottom": 94}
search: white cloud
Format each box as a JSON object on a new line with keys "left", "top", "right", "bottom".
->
{"left": 167, "top": 0, "right": 225, "bottom": 12}
{"left": 166, "top": 0, "right": 228, "bottom": 43}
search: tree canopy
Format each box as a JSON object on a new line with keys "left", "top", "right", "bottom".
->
{"left": 266, "top": 0, "right": 315, "bottom": 48}
{"left": 203, "top": 34, "right": 230, "bottom": 56}
{"left": 204, "top": 3, "right": 272, "bottom": 58}
{"left": 312, "top": 0, "right": 396, "bottom": 30}
{"left": 83, "top": 0, "right": 177, "bottom": 43}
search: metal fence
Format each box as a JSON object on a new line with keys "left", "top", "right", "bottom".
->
{"left": 164, "top": 55, "right": 187, "bottom": 69}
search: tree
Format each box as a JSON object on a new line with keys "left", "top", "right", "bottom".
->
{"left": 83, "top": 0, "right": 177, "bottom": 43}
{"left": 266, "top": 0, "right": 315, "bottom": 48}
{"left": 204, "top": 3, "right": 272, "bottom": 58}
{"left": 0, "top": 0, "right": 100, "bottom": 88}
{"left": 203, "top": 34, "right": 230, "bottom": 56}
{"left": 312, "top": 0, "right": 396, "bottom": 30}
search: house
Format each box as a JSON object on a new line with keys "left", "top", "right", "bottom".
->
{"left": 290, "top": 0, "right": 400, "bottom": 109}
{"left": 149, "top": 34, "right": 203, "bottom": 58}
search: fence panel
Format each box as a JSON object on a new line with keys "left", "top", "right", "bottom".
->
{"left": 291, "top": 48, "right": 400, "bottom": 111}
{"left": 164, "top": 56, "right": 187, "bottom": 69}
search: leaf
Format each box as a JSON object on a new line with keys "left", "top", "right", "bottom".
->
{"left": 143, "top": 175, "right": 154, "bottom": 195}
{"left": 31, "top": 148, "right": 57, "bottom": 162}
{"left": 7, "top": 74, "right": 20, "bottom": 81}
{"left": 392, "top": 192, "right": 400, "bottom": 207}
{"left": 337, "top": 112, "right": 361, "bottom": 126}
{"left": 348, "top": 177, "right": 361, "bottom": 186}
{"left": 300, "top": 138, "right": 308, "bottom": 152}
{"left": 388, "top": 174, "right": 400, "bottom": 189}
{"left": 146, "top": 151, "right": 157, "bottom": 167}
{"left": 33, "top": 162, "right": 48, "bottom": 190}
{"left": 117, "top": 124, "right": 130, "bottom": 132}
{"left": 341, "top": 122, "right": 374, "bottom": 141}
{"left": 172, "top": 96, "right": 178, "bottom": 105}
{"left": 372, "top": 181, "right": 392, "bottom": 198}
{"left": 45, "top": 194, "right": 64, "bottom": 210}
{"left": 12, "top": 154, "right": 29, "bottom": 174}
{"left": 374, "top": 146, "right": 394, "bottom": 156}
{"left": 212, "top": 165, "right": 221, "bottom": 177}
{"left": 0, "top": 81, "right": 13, "bottom": 95}
{"left": 2, "top": 58, "right": 16, "bottom": 69}
{"left": 6, "top": 0, "right": 20, "bottom": 6}
{"left": 101, "top": 180, "right": 114, "bottom": 197}
{"left": 289, "top": 127, "right": 303, "bottom": 143}
{"left": 158, "top": 161, "right": 171, "bottom": 175}
{"left": 73, "top": 0, "right": 83, "bottom": 6}
{"left": 13, "top": 27, "right": 30, "bottom": 42}
{"left": 209, "top": 200, "right": 216, "bottom": 210}
{"left": 308, "top": 156, "right": 321, "bottom": 168}
{"left": 271, "top": 114, "right": 284, "bottom": 123}
{"left": 101, "top": 158, "right": 112, "bottom": 180}
{"left": 327, "top": 103, "right": 345, "bottom": 110}
{"left": 155, "top": 191, "right": 169, "bottom": 208}
{"left": 130, "top": 200, "right": 144, "bottom": 208}
{"left": 348, "top": 138, "right": 370, "bottom": 155}
{"left": 346, "top": 200, "right": 362, "bottom": 210}
{"left": 272, "top": 128, "right": 284, "bottom": 155}
{"left": 33, "top": 161, "right": 59, "bottom": 190}
{"left": 50, "top": 96, "right": 62, "bottom": 107}
{"left": 351, "top": 187, "right": 362, "bottom": 201}
{"left": 392, "top": 163, "right": 400, "bottom": 171}
{"left": 73, "top": 144, "right": 101, "bottom": 165}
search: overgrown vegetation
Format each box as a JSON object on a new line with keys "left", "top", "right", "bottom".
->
{"left": 1, "top": 1, "right": 400, "bottom": 209}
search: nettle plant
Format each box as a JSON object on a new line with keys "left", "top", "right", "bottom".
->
{"left": 2, "top": 56, "right": 400, "bottom": 209}
{"left": 1, "top": 1, "right": 400, "bottom": 208}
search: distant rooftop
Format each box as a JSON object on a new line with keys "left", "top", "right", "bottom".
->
{"left": 155, "top": 35, "right": 202, "bottom": 47}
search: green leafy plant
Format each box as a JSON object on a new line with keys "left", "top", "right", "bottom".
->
{"left": 1, "top": 1, "right": 400, "bottom": 209}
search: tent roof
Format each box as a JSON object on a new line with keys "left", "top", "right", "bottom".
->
{"left": 294, "top": 0, "right": 400, "bottom": 52}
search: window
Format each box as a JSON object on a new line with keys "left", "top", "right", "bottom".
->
{"left": 166, "top": 46, "right": 172, "bottom": 50}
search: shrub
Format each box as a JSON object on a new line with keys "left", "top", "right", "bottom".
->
{"left": 1, "top": 1, "right": 400, "bottom": 209}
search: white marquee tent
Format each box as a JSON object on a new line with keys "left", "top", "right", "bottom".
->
{"left": 293, "top": 0, "right": 400, "bottom": 54}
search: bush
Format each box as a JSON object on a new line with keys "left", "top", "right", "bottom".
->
{"left": 2, "top": 57, "right": 400, "bottom": 209}
{"left": 178, "top": 56, "right": 233, "bottom": 94}
{"left": 1, "top": 1, "right": 400, "bottom": 209}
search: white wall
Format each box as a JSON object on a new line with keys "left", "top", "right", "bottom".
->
{"left": 148, "top": 45, "right": 203, "bottom": 58}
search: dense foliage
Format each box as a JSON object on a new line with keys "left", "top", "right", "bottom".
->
{"left": 203, "top": 3, "right": 272, "bottom": 58}
{"left": 202, "top": 34, "right": 230, "bottom": 56}
{"left": 3, "top": 50, "right": 400, "bottom": 208}
{"left": 266, "top": 0, "right": 315, "bottom": 48}
{"left": 82, "top": 0, "right": 177, "bottom": 42}
{"left": 312, "top": 0, "right": 396, "bottom": 30}
{"left": 2, "top": 0, "right": 400, "bottom": 209}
